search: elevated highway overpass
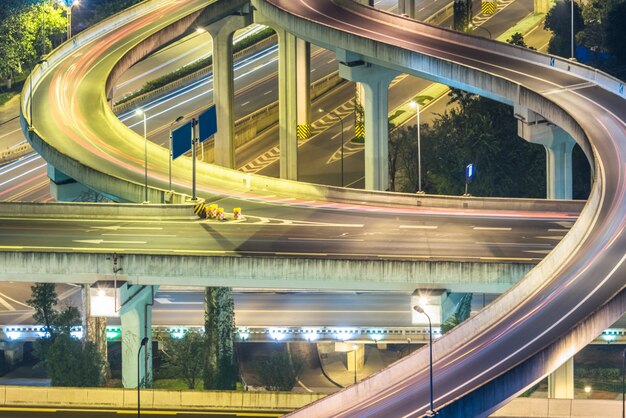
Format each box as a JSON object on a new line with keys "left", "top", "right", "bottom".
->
{"left": 15, "top": 0, "right": 626, "bottom": 416}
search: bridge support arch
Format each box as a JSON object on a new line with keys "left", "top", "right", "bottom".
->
{"left": 47, "top": 165, "right": 93, "bottom": 202}
{"left": 338, "top": 52, "right": 399, "bottom": 191}
{"left": 207, "top": 12, "right": 252, "bottom": 169}
{"left": 517, "top": 106, "right": 576, "bottom": 200}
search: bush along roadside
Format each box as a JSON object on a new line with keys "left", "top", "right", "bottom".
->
{"left": 115, "top": 27, "right": 275, "bottom": 106}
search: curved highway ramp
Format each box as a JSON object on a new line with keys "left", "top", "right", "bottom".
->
{"left": 18, "top": 0, "right": 626, "bottom": 417}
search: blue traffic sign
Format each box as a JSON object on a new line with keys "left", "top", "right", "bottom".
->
{"left": 465, "top": 163, "right": 475, "bottom": 183}
{"left": 172, "top": 121, "right": 193, "bottom": 160}
{"left": 199, "top": 105, "right": 217, "bottom": 143}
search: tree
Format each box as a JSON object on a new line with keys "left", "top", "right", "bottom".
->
{"left": 453, "top": 0, "right": 472, "bottom": 32}
{"left": 507, "top": 32, "right": 527, "bottom": 48}
{"left": 27, "top": 283, "right": 57, "bottom": 336}
{"left": 161, "top": 332, "right": 205, "bottom": 389}
{"left": 545, "top": 1, "right": 584, "bottom": 58}
{"left": 203, "top": 287, "right": 238, "bottom": 390}
{"left": 604, "top": 2, "right": 626, "bottom": 77}
{"left": 256, "top": 349, "right": 303, "bottom": 391}
{"left": 44, "top": 333, "right": 104, "bottom": 387}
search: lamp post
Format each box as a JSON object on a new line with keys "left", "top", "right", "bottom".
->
{"left": 319, "top": 108, "right": 345, "bottom": 187}
{"left": 468, "top": 23, "right": 492, "bottom": 39}
{"left": 137, "top": 336, "right": 149, "bottom": 418}
{"left": 413, "top": 305, "right": 436, "bottom": 417}
{"left": 570, "top": 0, "right": 575, "bottom": 59}
{"left": 622, "top": 348, "right": 625, "bottom": 418}
{"left": 29, "top": 59, "right": 47, "bottom": 131}
{"left": 169, "top": 116, "right": 184, "bottom": 192}
{"left": 352, "top": 344, "right": 358, "bottom": 385}
{"left": 66, "top": 1, "right": 79, "bottom": 40}
{"left": 410, "top": 101, "right": 423, "bottom": 193}
{"left": 135, "top": 109, "right": 148, "bottom": 203}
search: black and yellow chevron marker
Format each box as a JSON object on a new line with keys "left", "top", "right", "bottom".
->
{"left": 354, "top": 123, "right": 365, "bottom": 140}
{"left": 481, "top": 1, "right": 496, "bottom": 14}
{"left": 297, "top": 124, "right": 312, "bottom": 140}
{"left": 194, "top": 202, "right": 206, "bottom": 218}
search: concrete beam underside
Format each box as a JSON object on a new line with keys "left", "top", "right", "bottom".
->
{"left": 0, "top": 253, "right": 531, "bottom": 293}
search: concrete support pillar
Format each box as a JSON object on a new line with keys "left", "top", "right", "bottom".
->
{"left": 411, "top": 289, "right": 448, "bottom": 326}
{"left": 296, "top": 38, "right": 311, "bottom": 140}
{"left": 548, "top": 357, "right": 574, "bottom": 399}
{"left": 277, "top": 28, "right": 298, "bottom": 180}
{"left": 346, "top": 344, "right": 365, "bottom": 373}
{"left": 47, "top": 164, "right": 92, "bottom": 202}
{"left": 534, "top": 0, "right": 550, "bottom": 14}
{"left": 398, "top": 0, "right": 416, "bottom": 18}
{"left": 517, "top": 106, "right": 576, "bottom": 199}
{"left": 338, "top": 52, "right": 398, "bottom": 190}
{"left": 207, "top": 13, "right": 251, "bottom": 169}
{"left": 120, "top": 284, "right": 157, "bottom": 389}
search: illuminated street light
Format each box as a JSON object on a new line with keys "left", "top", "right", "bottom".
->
{"left": 65, "top": 0, "right": 79, "bottom": 40}
{"left": 318, "top": 108, "right": 345, "bottom": 187}
{"left": 135, "top": 109, "right": 148, "bottom": 203}
{"left": 413, "top": 305, "right": 437, "bottom": 417}
{"left": 169, "top": 116, "right": 184, "bottom": 192}
{"left": 137, "top": 336, "right": 149, "bottom": 417}
{"left": 410, "top": 100, "right": 423, "bottom": 193}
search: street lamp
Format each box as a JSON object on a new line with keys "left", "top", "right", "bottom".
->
{"left": 169, "top": 116, "right": 184, "bottom": 192}
{"left": 137, "top": 336, "right": 149, "bottom": 418}
{"left": 318, "top": 108, "right": 345, "bottom": 187}
{"left": 66, "top": 0, "right": 79, "bottom": 40}
{"left": 135, "top": 109, "right": 148, "bottom": 203}
{"left": 468, "top": 23, "right": 492, "bottom": 39}
{"left": 352, "top": 344, "right": 358, "bottom": 385}
{"left": 622, "top": 348, "right": 625, "bottom": 418}
{"left": 570, "top": 0, "right": 575, "bottom": 59}
{"left": 410, "top": 101, "right": 423, "bottom": 193}
{"left": 413, "top": 305, "right": 436, "bottom": 417}
{"left": 29, "top": 59, "right": 47, "bottom": 131}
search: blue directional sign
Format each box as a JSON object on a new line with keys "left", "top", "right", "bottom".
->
{"left": 172, "top": 121, "right": 193, "bottom": 160}
{"left": 465, "top": 163, "right": 475, "bottom": 183}
{"left": 198, "top": 105, "right": 217, "bottom": 143}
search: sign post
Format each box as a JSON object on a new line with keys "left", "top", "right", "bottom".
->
{"left": 464, "top": 163, "right": 475, "bottom": 196}
{"left": 170, "top": 105, "right": 217, "bottom": 201}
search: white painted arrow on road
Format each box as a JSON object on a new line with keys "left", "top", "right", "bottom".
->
{"left": 73, "top": 239, "right": 147, "bottom": 244}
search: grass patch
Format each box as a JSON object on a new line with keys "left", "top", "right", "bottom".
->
{"left": 0, "top": 92, "right": 18, "bottom": 107}
{"left": 152, "top": 378, "right": 204, "bottom": 390}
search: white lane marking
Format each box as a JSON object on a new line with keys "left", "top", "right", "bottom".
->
{"left": 548, "top": 228, "right": 569, "bottom": 232}
{"left": 473, "top": 227, "right": 512, "bottom": 231}
{"left": 263, "top": 90, "right": 273, "bottom": 95}
{"left": 0, "top": 292, "right": 31, "bottom": 309}
{"left": 287, "top": 237, "right": 364, "bottom": 242}
{"left": 0, "top": 128, "right": 21, "bottom": 140}
{"left": 399, "top": 225, "right": 438, "bottom": 229}
{"left": 101, "top": 233, "right": 177, "bottom": 237}
{"left": 241, "top": 101, "right": 250, "bottom": 106}
{"left": 536, "top": 236, "right": 565, "bottom": 240}
{"left": 327, "top": 58, "right": 335, "bottom": 63}
{"left": 0, "top": 295, "right": 16, "bottom": 311}
{"left": 91, "top": 226, "right": 163, "bottom": 230}
{"left": 73, "top": 239, "right": 147, "bottom": 244}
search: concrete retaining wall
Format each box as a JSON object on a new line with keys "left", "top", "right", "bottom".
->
{"left": 492, "top": 397, "right": 624, "bottom": 417}
{"left": 0, "top": 385, "right": 324, "bottom": 412}
{"left": 0, "top": 202, "right": 196, "bottom": 219}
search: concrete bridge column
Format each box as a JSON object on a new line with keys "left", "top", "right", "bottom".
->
{"left": 120, "top": 284, "right": 157, "bottom": 389}
{"left": 398, "top": 0, "right": 416, "bottom": 18}
{"left": 47, "top": 165, "right": 92, "bottom": 202}
{"left": 516, "top": 106, "right": 576, "bottom": 199}
{"left": 347, "top": 343, "right": 365, "bottom": 375}
{"left": 207, "top": 13, "right": 252, "bottom": 169}
{"left": 82, "top": 285, "right": 109, "bottom": 381}
{"left": 338, "top": 52, "right": 399, "bottom": 190}
{"left": 534, "top": 0, "right": 550, "bottom": 14}
{"left": 276, "top": 28, "right": 299, "bottom": 180}
{"left": 296, "top": 38, "right": 311, "bottom": 141}
{"left": 548, "top": 357, "right": 574, "bottom": 399}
